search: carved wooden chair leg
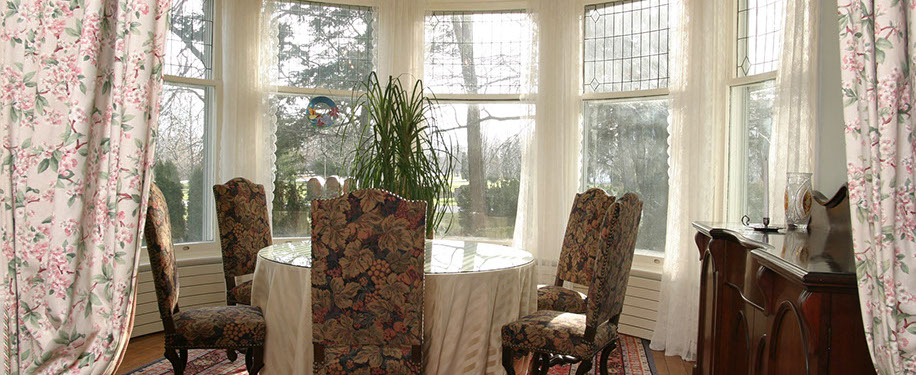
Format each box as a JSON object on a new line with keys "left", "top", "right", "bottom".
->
{"left": 575, "top": 358, "right": 593, "bottom": 375}
{"left": 502, "top": 345, "right": 516, "bottom": 375}
{"left": 254, "top": 346, "right": 265, "bottom": 374}
{"left": 226, "top": 349, "right": 238, "bottom": 362}
{"left": 245, "top": 346, "right": 265, "bottom": 374}
{"left": 598, "top": 343, "right": 615, "bottom": 375}
{"left": 164, "top": 348, "right": 187, "bottom": 375}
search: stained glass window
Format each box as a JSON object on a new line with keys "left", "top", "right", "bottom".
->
{"left": 584, "top": 0, "right": 670, "bottom": 93}
{"left": 425, "top": 11, "right": 535, "bottom": 95}
{"left": 165, "top": 0, "right": 214, "bottom": 79}
{"left": 736, "top": 0, "right": 785, "bottom": 77}
{"left": 275, "top": 1, "right": 376, "bottom": 90}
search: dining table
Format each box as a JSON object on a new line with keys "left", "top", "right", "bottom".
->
{"left": 251, "top": 239, "right": 537, "bottom": 375}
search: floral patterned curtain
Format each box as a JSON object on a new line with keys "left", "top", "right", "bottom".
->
{"left": 838, "top": 0, "right": 916, "bottom": 373}
{"left": 0, "top": 0, "right": 168, "bottom": 373}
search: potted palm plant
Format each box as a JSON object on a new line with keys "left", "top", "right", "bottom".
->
{"left": 345, "top": 72, "right": 456, "bottom": 238}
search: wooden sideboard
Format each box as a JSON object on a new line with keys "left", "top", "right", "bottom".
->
{"left": 693, "top": 188, "right": 873, "bottom": 375}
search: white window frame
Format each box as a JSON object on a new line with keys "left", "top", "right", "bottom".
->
{"left": 725, "top": 0, "right": 781, "bottom": 222}
{"left": 579, "top": 0, "right": 671, "bottom": 260}
{"left": 422, "top": 6, "right": 535, "bottom": 246}
{"left": 160, "top": 0, "right": 222, "bottom": 255}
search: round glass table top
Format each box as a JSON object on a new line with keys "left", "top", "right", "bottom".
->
{"left": 258, "top": 239, "right": 534, "bottom": 274}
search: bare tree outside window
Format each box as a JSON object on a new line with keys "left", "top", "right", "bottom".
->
{"left": 425, "top": 11, "right": 534, "bottom": 242}
{"left": 157, "top": 0, "right": 215, "bottom": 244}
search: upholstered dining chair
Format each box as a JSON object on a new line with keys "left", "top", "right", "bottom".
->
{"left": 145, "top": 183, "right": 266, "bottom": 374}
{"left": 213, "top": 177, "right": 272, "bottom": 306}
{"left": 310, "top": 189, "right": 427, "bottom": 374}
{"left": 537, "top": 188, "right": 615, "bottom": 314}
{"left": 502, "top": 193, "right": 643, "bottom": 375}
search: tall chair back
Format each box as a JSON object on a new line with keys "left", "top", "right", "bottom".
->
{"left": 213, "top": 177, "right": 272, "bottom": 304}
{"left": 554, "top": 188, "right": 616, "bottom": 286}
{"left": 145, "top": 183, "right": 181, "bottom": 333}
{"left": 586, "top": 193, "right": 643, "bottom": 333}
{"left": 310, "top": 189, "right": 427, "bottom": 370}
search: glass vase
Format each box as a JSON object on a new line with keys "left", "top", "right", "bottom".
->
{"left": 784, "top": 172, "right": 813, "bottom": 228}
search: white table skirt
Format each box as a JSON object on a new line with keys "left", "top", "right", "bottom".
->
{"left": 251, "top": 247, "right": 536, "bottom": 375}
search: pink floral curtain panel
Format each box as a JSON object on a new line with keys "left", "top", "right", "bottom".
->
{"left": 838, "top": 0, "right": 916, "bottom": 373}
{"left": 0, "top": 0, "right": 168, "bottom": 373}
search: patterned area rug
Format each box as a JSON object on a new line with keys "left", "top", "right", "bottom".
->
{"left": 125, "top": 350, "right": 246, "bottom": 375}
{"left": 125, "top": 335, "right": 656, "bottom": 375}
{"left": 545, "top": 334, "right": 657, "bottom": 375}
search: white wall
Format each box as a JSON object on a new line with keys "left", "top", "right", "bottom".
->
{"left": 816, "top": 0, "right": 847, "bottom": 195}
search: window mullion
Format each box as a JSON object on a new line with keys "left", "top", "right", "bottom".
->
{"left": 582, "top": 88, "right": 669, "bottom": 101}
{"left": 163, "top": 75, "right": 219, "bottom": 88}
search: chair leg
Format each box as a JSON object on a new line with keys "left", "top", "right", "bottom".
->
{"left": 227, "top": 349, "right": 238, "bottom": 362}
{"left": 598, "top": 343, "right": 615, "bottom": 375}
{"left": 164, "top": 348, "right": 187, "bottom": 375}
{"left": 536, "top": 354, "right": 552, "bottom": 375}
{"left": 575, "top": 359, "right": 593, "bottom": 375}
{"left": 502, "top": 345, "right": 516, "bottom": 375}
{"left": 245, "top": 346, "right": 265, "bottom": 374}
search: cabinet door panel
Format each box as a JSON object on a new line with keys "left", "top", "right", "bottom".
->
{"left": 767, "top": 302, "right": 809, "bottom": 375}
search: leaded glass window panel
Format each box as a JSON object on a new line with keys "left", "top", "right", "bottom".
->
{"left": 424, "top": 11, "right": 535, "bottom": 95}
{"left": 165, "top": 0, "right": 214, "bottom": 79}
{"left": 584, "top": 0, "right": 670, "bottom": 93}
{"left": 275, "top": 1, "right": 376, "bottom": 90}
{"left": 736, "top": 0, "right": 785, "bottom": 77}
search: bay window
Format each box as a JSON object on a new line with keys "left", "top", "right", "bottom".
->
{"left": 150, "top": 0, "right": 794, "bottom": 257}
{"left": 424, "top": 10, "right": 535, "bottom": 243}
{"left": 581, "top": 0, "right": 670, "bottom": 254}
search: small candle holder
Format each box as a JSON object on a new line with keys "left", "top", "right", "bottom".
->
{"left": 742, "top": 215, "right": 782, "bottom": 232}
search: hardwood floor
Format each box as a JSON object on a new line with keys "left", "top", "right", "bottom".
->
{"left": 116, "top": 332, "right": 694, "bottom": 375}
{"left": 115, "top": 333, "right": 165, "bottom": 375}
{"left": 651, "top": 350, "right": 696, "bottom": 375}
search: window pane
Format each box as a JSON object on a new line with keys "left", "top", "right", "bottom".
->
{"left": 432, "top": 103, "right": 533, "bottom": 242}
{"left": 425, "top": 11, "right": 535, "bottom": 95}
{"left": 271, "top": 95, "right": 363, "bottom": 237}
{"left": 275, "top": 1, "right": 376, "bottom": 90}
{"left": 736, "top": 0, "right": 785, "bottom": 77}
{"left": 728, "top": 80, "right": 775, "bottom": 221}
{"left": 155, "top": 83, "right": 213, "bottom": 244}
{"left": 165, "top": 0, "right": 214, "bottom": 79}
{"left": 584, "top": 0, "right": 670, "bottom": 93}
{"left": 583, "top": 98, "right": 669, "bottom": 253}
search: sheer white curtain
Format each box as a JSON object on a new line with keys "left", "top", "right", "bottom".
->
{"left": 767, "top": 0, "right": 819, "bottom": 222}
{"left": 378, "top": 0, "right": 426, "bottom": 80}
{"left": 516, "top": 0, "right": 582, "bottom": 283}
{"left": 650, "top": 0, "right": 730, "bottom": 360}
{"left": 219, "top": 0, "right": 278, "bottom": 204}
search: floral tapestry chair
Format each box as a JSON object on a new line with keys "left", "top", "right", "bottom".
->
{"left": 311, "top": 189, "right": 427, "bottom": 375}
{"left": 145, "top": 183, "right": 266, "bottom": 374}
{"left": 502, "top": 193, "right": 642, "bottom": 375}
{"left": 538, "top": 188, "right": 615, "bottom": 314}
{"left": 213, "top": 177, "right": 272, "bottom": 307}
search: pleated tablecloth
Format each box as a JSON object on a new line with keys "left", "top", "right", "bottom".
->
{"left": 251, "top": 239, "right": 537, "bottom": 375}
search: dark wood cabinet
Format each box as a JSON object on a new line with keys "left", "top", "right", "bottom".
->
{"left": 693, "top": 188, "right": 873, "bottom": 375}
